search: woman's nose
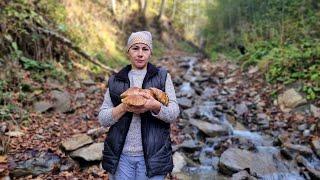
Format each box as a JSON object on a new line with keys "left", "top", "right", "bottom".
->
{"left": 138, "top": 49, "right": 143, "bottom": 56}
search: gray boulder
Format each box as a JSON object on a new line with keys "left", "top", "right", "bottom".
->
{"left": 189, "top": 119, "right": 230, "bottom": 137}
{"left": 61, "top": 134, "right": 93, "bottom": 151}
{"left": 219, "top": 147, "right": 301, "bottom": 178}
{"left": 278, "top": 89, "right": 307, "bottom": 112}
{"left": 70, "top": 143, "right": 104, "bottom": 161}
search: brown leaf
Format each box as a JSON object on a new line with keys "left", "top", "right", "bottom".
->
{"left": 0, "top": 155, "right": 7, "bottom": 163}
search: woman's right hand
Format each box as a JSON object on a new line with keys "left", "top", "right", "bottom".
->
{"left": 122, "top": 103, "right": 148, "bottom": 114}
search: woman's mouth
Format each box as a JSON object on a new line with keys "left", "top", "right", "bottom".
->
{"left": 135, "top": 59, "right": 144, "bottom": 63}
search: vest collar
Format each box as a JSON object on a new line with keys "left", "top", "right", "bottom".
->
{"left": 115, "top": 62, "right": 159, "bottom": 81}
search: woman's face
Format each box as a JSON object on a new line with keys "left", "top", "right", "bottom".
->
{"left": 127, "top": 43, "right": 151, "bottom": 70}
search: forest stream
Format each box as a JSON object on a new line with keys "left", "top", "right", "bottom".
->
{"left": 4, "top": 53, "right": 320, "bottom": 180}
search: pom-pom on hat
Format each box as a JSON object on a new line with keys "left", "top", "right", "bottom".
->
{"left": 126, "top": 31, "right": 152, "bottom": 52}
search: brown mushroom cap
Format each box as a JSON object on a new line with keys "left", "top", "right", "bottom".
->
{"left": 121, "top": 95, "right": 147, "bottom": 106}
{"left": 149, "top": 87, "right": 169, "bottom": 106}
{"left": 120, "top": 87, "right": 142, "bottom": 98}
{"left": 120, "top": 87, "right": 169, "bottom": 106}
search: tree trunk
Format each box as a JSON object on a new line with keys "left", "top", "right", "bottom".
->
{"left": 111, "top": 0, "right": 116, "bottom": 15}
{"left": 157, "top": 0, "right": 166, "bottom": 20}
{"left": 171, "top": 0, "right": 176, "bottom": 19}
{"left": 142, "top": 0, "right": 148, "bottom": 16}
{"left": 138, "top": 0, "right": 142, "bottom": 11}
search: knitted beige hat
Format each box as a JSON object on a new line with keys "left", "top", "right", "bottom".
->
{"left": 126, "top": 31, "right": 153, "bottom": 52}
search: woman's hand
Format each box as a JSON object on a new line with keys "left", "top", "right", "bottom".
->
{"left": 125, "top": 104, "right": 148, "bottom": 114}
{"left": 140, "top": 91, "right": 161, "bottom": 114}
{"left": 121, "top": 91, "right": 162, "bottom": 114}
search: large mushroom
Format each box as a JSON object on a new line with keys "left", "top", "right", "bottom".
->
{"left": 120, "top": 87, "right": 169, "bottom": 107}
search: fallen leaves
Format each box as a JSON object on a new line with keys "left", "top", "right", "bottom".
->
{"left": 0, "top": 155, "right": 8, "bottom": 177}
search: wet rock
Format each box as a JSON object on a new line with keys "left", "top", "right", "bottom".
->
{"left": 60, "top": 157, "right": 78, "bottom": 171}
{"left": 200, "top": 88, "right": 219, "bottom": 100}
{"left": 274, "top": 121, "right": 287, "bottom": 129}
{"left": 231, "top": 170, "right": 257, "bottom": 180}
{"left": 226, "top": 114, "right": 246, "bottom": 131}
{"left": 87, "top": 127, "right": 108, "bottom": 138}
{"left": 174, "top": 139, "right": 203, "bottom": 152}
{"left": 235, "top": 102, "right": 248, "bottom": 116}
{"left": 283, "top": 143, "right": 313, "bottom": 156}
{"left": 303, "top": 130, "right": 310, "bottom": 137}
{"left": 51, "top": 90, "right": 71, "bottom": 113}
{"left": 310, "top": 124, "right": 316, "bottom": 132}
{"left": 189, "top": 119, "right": 230, "bottom": 137}
{"left": 219, "top": 147, "right": 296, "bottom": 177}
{"left": 5, "top": 131, "right": 24, "bottom": 137}
{"left": 61, "top": 134, "right": 93, "bottom": 151}
{"left": 33, "top": 101, "right": 53, "bottom": 113}
{"left": 178, "top": 82, "right": 195, "bottom": 98}
{"left": 298, "top": 123, "right": 308, "bottom": 131}
{"left": 0, "top": 146, "right": 4, "bottom": 155}
{"left": 311, "top": 137, "right": 320, "bottom": 157}
{"left": 257, "top": 113, "right": 270, "bottom": 129}
{"left": 195, "top": 75, "right": 209, "bottom": 83}
{"left": 278, "top": 89, "right": 307, "bottom": 112}
{"left": 86, "top": 86, "right": 100, "bottom": 94}
{"left": 10, "top": 151, "right": 60, "bottom": 178}
{"left": 46, "top": 78, "right": 63, "bottom": 90}
{"left": 280, "top": 148, "right": 295, "bottom": 160}
{"left": 220, "top": 89, "right": 229, "bottom": 95}
{"left": 0, "top": 122, "right": 7, "bottom": 133}
{"left": 224, "top": 77, "right": 237, "bottom": 84}
{"left": 73, "top": 81, "right": 81, "bottom": 89}
{"left": 183, "top": 154, "right": 200, "bottom": 167}
{"left": 310, "top": 104, "right": 320, "bottom": 118}
{"left": 82, "top": 79, "right": 95, "bottom": 86}
{"left": 75, "top": 92, "right": 86, "bottom": 102}
{"left": 172, "top": 152, "right": 187, "bottom": 173}
{"left": 70, "top": 143, "right": 103, "bottom": 161}
{"left": 217, "top": 72, "right": 225, "bottom": 78}
{"left": 199, "top": 147, "right": 214, "bottom": 166}
{"left": 181, "top": 107, "right": 197, "bottom": 119}
{"left": 196, "top": 101, "right": 218, "bottom": 122}
{"left": 177, "top": 97, "right": 193, "bottom": 109}
{"left": 296, "top": 155, "right": 320, "bottom": 179}
{"left": 212, "top": 157, "right": 220, "bottom": 169}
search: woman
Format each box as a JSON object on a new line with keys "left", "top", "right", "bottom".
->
{"left": 98, "top": 31, "right": 180, "bottom": 180}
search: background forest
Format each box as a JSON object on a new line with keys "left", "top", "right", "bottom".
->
{"left": 0, "top": 0, "right": 320, "bottom": 179}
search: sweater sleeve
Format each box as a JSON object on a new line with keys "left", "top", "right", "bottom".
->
{"left": 98, "top": 88, "right": 118, "bottom": 127}
{"left": 151, "top": 73, "right": 180, "bottom": 123}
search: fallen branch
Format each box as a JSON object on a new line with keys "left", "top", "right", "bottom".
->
{"left": 32, "top": 26, "right": 116, "bottom": 74}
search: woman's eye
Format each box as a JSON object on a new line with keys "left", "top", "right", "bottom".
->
{"left": 132, "top": 47, "right": 139, "bottom": 50}
{"left": 143, "top": 48, "right": 149, "bottom": 51}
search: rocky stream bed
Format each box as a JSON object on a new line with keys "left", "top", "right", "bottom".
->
{"left": 2, "top": 54, "right": 320, "bottom": 179}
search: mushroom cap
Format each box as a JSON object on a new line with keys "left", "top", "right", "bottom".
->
{"left": 120, "top": 87, "right": 142, "bottom": 98}
{"left": 120, "top": 87, "right": 169, "bottom": 106}
{"left": 121, "top": 94, "right": 147, "bottom": 106}
{"left": 149, "top": 87, "right": 169, "bottom": 106}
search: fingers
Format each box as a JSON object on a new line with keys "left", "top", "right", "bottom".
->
{"left": 140, "top": 91, "right": 154, "bottom": 99}
{"left": 125, "top": 104, "right": 147, "bottom": 114}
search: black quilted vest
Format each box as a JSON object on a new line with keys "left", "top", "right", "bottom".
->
{"left": 102, "top": 63, "right": 173, "bottom": 178}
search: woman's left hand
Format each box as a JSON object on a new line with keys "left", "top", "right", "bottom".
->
{"left": 140, "top": 91, "right": 162, "bottom": 113}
